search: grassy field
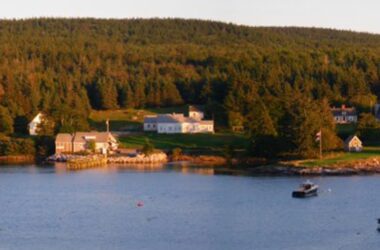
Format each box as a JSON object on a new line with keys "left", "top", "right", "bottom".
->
{"left": 119, "top": 133, "right": 249, "bottom": 151}
{"left": 89, "top": 106, "right": 190, "bottom": 131}
{"left": 89, "top": 109, "right": 153, "bottom": 131}
{"left": 301, "top": 147, "right": 380, "bottom": 167}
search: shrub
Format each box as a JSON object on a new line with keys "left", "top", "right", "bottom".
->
{"left": 172, "top": 147, "right": 182, "bottom": 161}
{"left": 0, "top": 138, "right": 35, "bottom": 156}
{"left": 142, "top": 139, "right": 155, "bottom": 156}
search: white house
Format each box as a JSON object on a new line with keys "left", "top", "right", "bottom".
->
{"left": 189, "top": 105, "right": 204, "bottom": 121}
{"left": 144, "top": 106, "right": 214, "bottom": 134}
{"left": 331, "top": 105, "right": 358, "bottom": 124}
{"left": 28, "top": 112, "right": 44, "bottom": 135}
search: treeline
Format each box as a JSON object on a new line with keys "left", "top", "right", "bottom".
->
{"left": 1, "top": 18, "right": 380, "bottom": 157}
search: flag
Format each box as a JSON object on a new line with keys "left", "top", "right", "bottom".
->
{"left": 315, "top": 131, "right": 322, "bottom": 142}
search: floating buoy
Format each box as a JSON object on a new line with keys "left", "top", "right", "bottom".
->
{"left": 137, "top": 201, "right": 144, "bottom": 207}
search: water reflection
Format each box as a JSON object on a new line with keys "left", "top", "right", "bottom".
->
{"left": 0, "top": 164, "right": 380, "bottom": 249}
{"left": 52, "top": 162, "right": 216, "bottom": 176}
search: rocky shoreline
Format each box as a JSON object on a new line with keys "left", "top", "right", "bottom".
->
{"left": 0, "top": 155, "right": 35, "bottom": 164}
{"left": 215, "top": 158, "right": 380, "bottom": 176}
{"left": 47, "top": 152, "right": 168, "bottom": 165}
{"left": 5, "top": 153, "right": 380, "bottom": 176}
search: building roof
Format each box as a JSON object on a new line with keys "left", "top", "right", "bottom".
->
{"left": 157, "top": 114, "right": 200, "bottom": 124}
{"left": 189, "top": 105, "right": 204, "bottom": 112}
{"left": 73, "top": 132, "right": 116, "bottom": 143}
{"left": 345, "top": 135, "right": 362, "bottom": 145}
{"left": 199, "top": 120, "right": 214, "bottom": 125}
{"left": 331, "top": 105, "right": 357, "bottom": 116}
{"left": 55, "top": 133, "right": 73, "bottom": 143}
{"left": 29, "top": 112, "right": 44, "bottom": 124}
{"left": 144, "top": 116, "right": 157, "bottom": 123}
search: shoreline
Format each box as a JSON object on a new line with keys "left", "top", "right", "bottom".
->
{"left": 3, "top": 153, "right": 380, "bottom": 176}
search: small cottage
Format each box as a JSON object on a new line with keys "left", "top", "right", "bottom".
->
{"left": 344, "top": 135, "right": 363, "bottom": 152}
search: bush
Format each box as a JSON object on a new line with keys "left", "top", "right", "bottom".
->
{"left": 0, "top": 138, "right": 35, "bottom": 156}
{"left": 248, "top": 135, "right": 286, "bottom": 158}
{"left": 223, "top": 145, "right": 235, "bottom": 165}
{"left": 142, "top": 139, "right": 155, "bottom": 156}
{"left": 35, "top": 136, "right": 55, "bottom": 159}
{"left": 172, "top": 147, "right": 182, "bottom": 161}
{"left": 87, "top": 140, "right": 96, "bottom": 153}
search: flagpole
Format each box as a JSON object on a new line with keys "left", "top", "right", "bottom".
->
{"left": 320, "top": 129, "right": 323, "bottom": 160}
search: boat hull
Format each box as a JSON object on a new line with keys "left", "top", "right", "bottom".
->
{"left": 292, "top": 189, "right": 318, "bottom": 198}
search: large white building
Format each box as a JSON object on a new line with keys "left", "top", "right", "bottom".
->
{"left": 331, "top": 105, "right": 358, "bottom": 124}
{"left": 144, "top": 106, "right": 214, "bottom": 134}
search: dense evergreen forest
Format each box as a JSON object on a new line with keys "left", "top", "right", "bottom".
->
{"left": 1, "top": 18, "right": 380, "bottom": 158}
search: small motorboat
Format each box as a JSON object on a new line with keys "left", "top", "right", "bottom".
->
{"left": 292, "top": 180, "right": 318, "bottom": 198}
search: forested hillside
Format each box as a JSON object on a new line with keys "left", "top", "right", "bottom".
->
{"left": 1, "top": 18, "right": 380, "bottom": 157}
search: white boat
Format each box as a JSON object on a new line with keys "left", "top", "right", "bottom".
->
{"left": 292, "top": 180, "right": 318, "bottom": 198}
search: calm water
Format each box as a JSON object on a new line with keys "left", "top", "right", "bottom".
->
{"left": 0, "top": 165, "right": 379, "bottom": 250}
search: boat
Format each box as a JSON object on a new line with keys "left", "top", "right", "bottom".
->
{"left": 292, "top": 180, "right": 318, "bottom": 198}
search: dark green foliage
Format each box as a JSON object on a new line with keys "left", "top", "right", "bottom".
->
{"left": 0, "top": 138, "right": 35, "bottom": 156}
{"left": 13, "top": 116, "right": 29, "bottom": 135}
{"left": 0, "top": 106, "right": 14, "bottom": 134}
{"left": 357, "top": 113, "right": 380, "bottom": 144}
{"left": 0, "top": 18, "right": 378, "bottom": 158}
{"left": 250, "top": 97, "right": 341, "bottom": 158}
{"left": 223, "top": 144, "right": 235, "bottom": 165}
{"left": 87, "top": 140, "right": 96, "bottom": 153}
{"left": 248, "top": 135, "right": 285, "bottom": 158}
{"left": 36, "top": 115, "right": 55, "bottom": 136}
{"left": 141, "top": 139, "right": 155, "bottom": 156}
{"left": 35, "top": 136, "right": 55, "bottom": 159}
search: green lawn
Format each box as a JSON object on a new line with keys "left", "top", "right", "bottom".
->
{"left": 302, "top": 147, "right": 380, "bottom": 167}
{"left": 89, "top": 106, "right": 190, "bottom": 131}
{"left": 119, "top": 133, "right": 249, "bottom": 151}
{"left": 89, "top": 109, "right": 155, "bottom": 131}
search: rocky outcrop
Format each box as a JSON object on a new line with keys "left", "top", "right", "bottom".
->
{"left": 172, "top": 154, "right": 227, "bottom": 166}
{"left": 108, "top": 152, "right": 168, "bottom": 164}
{"left": 215, "top": 158, "right": 380, "bottom": 176}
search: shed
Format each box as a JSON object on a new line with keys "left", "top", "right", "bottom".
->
{"left": 344, "top": 135, "right": 363, "bottom": 152}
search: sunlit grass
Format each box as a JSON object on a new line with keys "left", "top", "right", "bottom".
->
{"left": 119, "top": 133, "right": 249, "bottom": 151}
{"left": 301, "top": 147, "right": 380, "bottom": 167}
